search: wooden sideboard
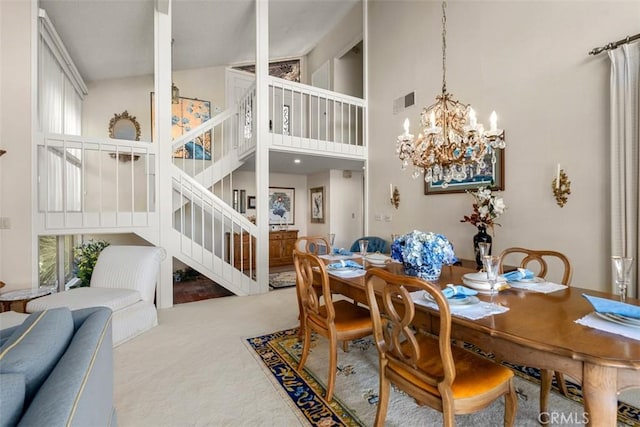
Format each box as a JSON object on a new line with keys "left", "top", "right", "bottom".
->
{"left": 269, "top": 230, "right": 298, "bottom": 267}
{"left": 226, "top": 230, "right": 299, "bottom": 269}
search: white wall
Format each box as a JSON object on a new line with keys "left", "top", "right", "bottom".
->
{"left": 306, "top": 1, "right": 362, "bottom": 93}
{"left": 0, "top": 0, "right": 35, "bottom": 290}
{"left": 329, "top": 169, "right": 363, "bottom": 250}
{"left": 82, "top": 65, "right": 227, "bottom": 142}
{"left": 368, "top": 1, "right": 640, "bottom": 291}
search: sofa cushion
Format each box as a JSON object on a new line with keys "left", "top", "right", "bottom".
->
{"left": 0, "top": 308, "right": 74, "bottom": 404}
{"left": 0, "top": 373, "right": 25, "bottom": 427}
{"left": 26, "top": 287, "right": 142, "bottom": 313}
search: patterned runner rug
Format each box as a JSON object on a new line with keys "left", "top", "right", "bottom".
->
{"left": 246, "top": 328, "right": 640, "bottom": 426}
{"left": 269, "top": 271, "right": 297, "bottom": 289}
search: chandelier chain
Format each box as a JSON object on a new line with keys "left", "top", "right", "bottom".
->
{"left": 441, "top": 0, "right": 447, "bottom": 95}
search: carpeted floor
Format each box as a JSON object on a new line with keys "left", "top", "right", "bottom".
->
{"left": 247, "top": 328, "right": 640, "bottom": 427}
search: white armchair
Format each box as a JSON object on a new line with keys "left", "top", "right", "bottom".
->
{"left": 26, "top": 245, "right": 166, "bottom": 346}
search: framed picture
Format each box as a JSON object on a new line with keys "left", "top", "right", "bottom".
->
{"left": 424, "top": 148, "right": 505, "bottom": 195}
{"left": 233, "top": 59, "right": 301, "bottom": 82}
{"left": 247, "top": 196, "right": 256, "bottom": 210}
{"left": 150, "top": 94, "right": 212, "bottom": 160}
{"left": 268, "top": 187, "right": 295, "bottom": 225}
{"left": 310, "top": 187, "right": 325, "bottom": 224}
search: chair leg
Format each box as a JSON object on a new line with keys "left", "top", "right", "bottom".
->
{"left": 326, "top": 335, "right": 338, "bottom": 401}
{"left": 297, "top": 322, "right": 311, "bottom": 371}
{"left": 539, "top": 369, "right": 552, "bottom": 424}
{"left": 554, "top": 371, "right": 569, "bottom": 396}
{"left": 342, "top": 340, "right": 348, "bottom": 352}
{"left": 504, "top": 379, "right": 517, "bottom": 427}
{"left": 374, "top": 367, "right": 390, "bottom": 427}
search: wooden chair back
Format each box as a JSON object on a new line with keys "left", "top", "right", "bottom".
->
{"left": 498, "top": 247, "right": 572, "bottom": 285}
{"left": 295, "top": 235, "right": 330, "bottom": 255}
{"left": 364, "top": 268, "right": 516, "bottom": 426}
{"left": 365, "top": 269, "right": 455, "bottom": 398}
{"left": 293, "top": 250, "right": 336, "bottom": 324}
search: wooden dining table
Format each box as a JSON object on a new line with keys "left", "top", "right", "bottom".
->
{"left": 322, "top": 261, "right": 640, "bottom": 426}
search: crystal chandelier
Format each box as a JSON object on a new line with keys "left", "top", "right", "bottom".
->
{"left": 396, "top": 0, "right": 505, "bottom": 188}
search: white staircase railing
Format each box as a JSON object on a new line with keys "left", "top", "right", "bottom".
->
{"left": 171, "top": 108, "right": 243, "bottom": 188}
{"left": 36, "top": 133, "right": 157, "bottom": 234}
{"left": 171, "top": 168, "right": 258, "bottom": 296}
{"left": 267, "top": 76, "right": 366, "bottom": 157}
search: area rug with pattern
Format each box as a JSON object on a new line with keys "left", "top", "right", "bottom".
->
{"left": 246, "top": 328, "right": 640, "bottom": 426}
{"left": 269, "top": 271, "right": 297, "bottom": 289}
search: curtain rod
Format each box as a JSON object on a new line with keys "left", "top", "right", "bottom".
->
{"left": 589, "top": 33, "right": 640, "bottom": 55}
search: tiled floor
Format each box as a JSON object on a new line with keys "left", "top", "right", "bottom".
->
{"left": 172, "top": 265, "right": 295, "bottom": 304}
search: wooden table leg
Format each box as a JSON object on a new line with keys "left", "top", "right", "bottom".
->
{"left": 583, "top": 363, "right": 617, "bottom": 426}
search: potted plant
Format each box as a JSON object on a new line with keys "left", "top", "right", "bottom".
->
{"left": 73, "top": 240, "right": 110, "bottom": 287}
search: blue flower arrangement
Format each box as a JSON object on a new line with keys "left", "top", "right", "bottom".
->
{"left": 390, "top": 230, "right": 457, "bottom": 280}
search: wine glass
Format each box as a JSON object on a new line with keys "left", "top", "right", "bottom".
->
{"left": 482, "top": 255, "right": 501, "bottom": 305}
{"left": 478, "top": 242, "right": 491, "bottom": 270}
{"left": 358, "top": 239, "right": 369, "bottom": 258}
{"left": 328, "top": 233, "right": 336, "bottom": 254}
{"left": 612, "top": 256, "right": 633, "bottom": 302}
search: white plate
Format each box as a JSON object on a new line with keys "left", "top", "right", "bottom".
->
{"left": 463, "top": 272, "right": 507, "bottom": 283}
{"left": 595, "top": 312, "right": 640, "bottom": 329}
{"left": 462, "top": 278, "right": 508, "bottom": 291}
{"left": 424, "top": 292, "right": 480, "bottom": 308}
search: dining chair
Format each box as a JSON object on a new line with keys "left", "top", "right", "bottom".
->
{"left": 364, "top": 268, "right": 517, "bottom": 427}
{"left": 293, "top": 250, "right": 373, "bottom": 402}
{"left": 497, "top": 247, "right": 572, "bottom": 416}
{"left": 293, "top": 236, "right": 331, "bottom": 338}
{"left": 349, "top": 236, "right": 389, "bottom": 254}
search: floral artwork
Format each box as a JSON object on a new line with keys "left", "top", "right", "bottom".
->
{"left": 269, "top": 187, "right": 295, "bottom": 225}
{"left": 460, "top": 186, "right": 506, "bottom": 232}
{"left": 150, "top": 94, "right": 212, "bottom": 159}
{"left": 172, "top": 97, "right": 211, "bottom": 159}
{"left": 424, "top": 148, "right": 504, "bottom": 194}
{"left": 310, "top": 187, "right": 324, "bottom": 223}
{"left": 391, "top": 231, "right": 457, "bottom": 280}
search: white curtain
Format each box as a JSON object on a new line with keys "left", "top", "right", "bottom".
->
{"left": 609, "top": 41, "right": 640, "bottom": 297}
{"left": 38, "top": 25, "right": 83, "bottom": 212}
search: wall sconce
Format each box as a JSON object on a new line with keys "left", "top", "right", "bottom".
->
{"left": 389, "top": 184, "right": 400, "bottom": 209}
{"left": 552, "top": 164, "right": 571, "bottom": 207}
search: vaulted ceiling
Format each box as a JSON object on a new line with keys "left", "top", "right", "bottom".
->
{"left": 39, "top": 0, "right": 360, "bottom": 83}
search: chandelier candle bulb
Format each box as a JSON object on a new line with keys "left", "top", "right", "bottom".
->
{"left": 469, "top": 108, "right": 477, "bottom": 128}
{"left": 556, "top": 164, "right": 560, "bottom": 189}
{"left": 490, "top": 111, "right": 497, "bottom": 132}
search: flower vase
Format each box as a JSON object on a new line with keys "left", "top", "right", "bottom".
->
{"left": 404, "top": 263, "right": 442, "bottom": 281}
{"left": 473, "top": 225, "right": 492, "bottom": 268}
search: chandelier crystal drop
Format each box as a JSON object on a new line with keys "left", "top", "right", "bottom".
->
{"left": 396, "top": 1, "right": 505, "bottom": 188}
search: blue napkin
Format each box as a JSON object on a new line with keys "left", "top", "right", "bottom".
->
{"left": 327, "top": 260, "right": 363, "bottom": 270}
{"left": 442, "top": 284, "right": 478, "bottom": 299}
{"left": 332, "top": 248, "right": 352, "bottom": 256}
{"left": 503, "top": 268, "right": 535, "bottom": 282}
{"left": 582, "top": 293, "right": 640, "bottom": 319}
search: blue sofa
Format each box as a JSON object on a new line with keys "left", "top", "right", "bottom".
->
{"left": 0, "top": 307, "right": 116, "bottom": 426}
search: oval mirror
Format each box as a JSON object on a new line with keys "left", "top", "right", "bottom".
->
{"left": 109, "top": 110, "right": 141, "bottom": 141}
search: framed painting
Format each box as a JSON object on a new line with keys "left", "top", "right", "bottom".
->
{"left": 234, "top": 59, "right": 301, "bottom": 82}
{"left": 247, "top": 196, "right": 256, "bottom": 210}
{"left": 150, "top": 94, "right": 212, "bottom": 159}
{"left": 310, "top": 187, "right": 325, "bottom": 224}
{"left": 269, "top": 187, "right": 295, "bottom": 225}
{"left": 424, "top": 148, "right": 505, "bottom": 195}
